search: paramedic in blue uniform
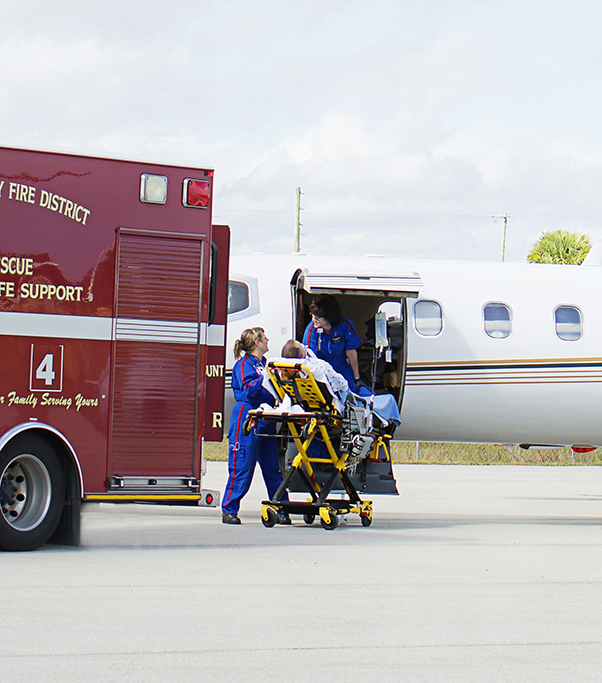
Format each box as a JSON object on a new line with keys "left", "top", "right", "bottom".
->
{"left": 222, "top": 327, "right": 289, "bottom": 525}
{"left": 303, "top": 294, "right": 362, "bottom": 392}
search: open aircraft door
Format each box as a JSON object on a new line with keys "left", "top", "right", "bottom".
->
{"left": 290, "top": 268, "right": 423, "bottom": 495}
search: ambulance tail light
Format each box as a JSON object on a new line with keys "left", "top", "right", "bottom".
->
{"left": 200, "top": 489, "right": 219, "bottom": 507}
{"left": 183, "top": 178, "right": 211, "bottom": 208}
{"left": 572, "top": 445, "right": 597, "bottom": 453}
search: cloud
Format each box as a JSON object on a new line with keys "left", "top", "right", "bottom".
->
{"left": 210, "top": 104, "right": 602, "bottom": 261}
{"left": 2, "top": 0, "right": 602, "bottom": 263}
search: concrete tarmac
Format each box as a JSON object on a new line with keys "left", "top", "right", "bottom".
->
{"left": 2, "top": 463, "right": 602, "bottom": 682}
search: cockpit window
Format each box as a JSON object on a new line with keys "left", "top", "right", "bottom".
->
{"left": 227, "top": 274, "right": 260, "bottom": 322}
{"left": 413, "top": 299, "right": 443, "bottom": 336}
{"left": 555, "top": 306, "right": 582, "bottom": 341}
{"left": 228, "top": 281, "right": 250, "bottom": 315}
{"left": 483, "top": 303, "right": 511, "bottom": 339}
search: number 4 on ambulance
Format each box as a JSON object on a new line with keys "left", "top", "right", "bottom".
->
{"left": 30, "top": 345, "right": 64, "bottom": 392}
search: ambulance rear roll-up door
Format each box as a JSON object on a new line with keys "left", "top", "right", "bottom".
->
{"left": 109, "top": 231, "right": 205, "bottom": 483}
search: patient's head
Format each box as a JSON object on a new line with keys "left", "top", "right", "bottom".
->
{"left": 281, "top": 339, "right": 306, "bottom": 358}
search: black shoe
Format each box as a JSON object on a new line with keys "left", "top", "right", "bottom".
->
{"left": 277, "top": 512, "right": 292, "bottom": 525}
{"left": 222, "top": 512, "right": 241, "bottom": 525}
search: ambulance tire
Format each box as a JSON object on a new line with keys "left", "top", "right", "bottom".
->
{"left": 0, "top": 435, "right": 66, "bottom": 552}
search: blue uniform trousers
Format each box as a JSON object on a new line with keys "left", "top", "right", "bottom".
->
{"left": 222, "top": 401, "right": 287, "bottom": 515}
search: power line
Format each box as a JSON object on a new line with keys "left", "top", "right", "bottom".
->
{"left": 302, "top": 211, "right": 492, "bottom": 218}
{"left": 215, "top": 207, "right": 494, "bottom": 218}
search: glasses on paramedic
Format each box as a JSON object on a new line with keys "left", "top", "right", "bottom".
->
{"left": 311, "top": 314, "right": 330, "bottom": 332}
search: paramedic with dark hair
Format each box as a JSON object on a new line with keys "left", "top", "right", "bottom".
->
{"left": 302, "top": 294, "right": 362, "bottom": 392}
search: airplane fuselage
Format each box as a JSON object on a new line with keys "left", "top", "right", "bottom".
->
{"left": 226, "top": 253, "right": 602, "bottom": 448}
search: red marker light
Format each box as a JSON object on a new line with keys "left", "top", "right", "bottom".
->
{"left": 572, "top": 446, "right": 596, "bottom": 453}
{"left": 183, "top": 178, "right": 210, "bottom": 208}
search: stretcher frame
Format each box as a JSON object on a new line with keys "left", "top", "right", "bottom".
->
{"left": 244, "top": 360, "right": 389, "bottom": 530}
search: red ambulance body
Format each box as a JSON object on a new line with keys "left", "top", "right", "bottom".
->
{"left": 0, "top": 146, "right": 229, "bottom": 551}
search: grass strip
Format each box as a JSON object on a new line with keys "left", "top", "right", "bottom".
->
{"left": 204, "top": 439, "right": 602, "bottom": 466}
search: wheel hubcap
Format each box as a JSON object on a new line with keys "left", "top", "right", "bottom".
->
{"left": 1, "top": 455, "right": 52, "bottom": 531}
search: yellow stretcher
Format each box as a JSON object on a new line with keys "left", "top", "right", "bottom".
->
{"left": 243, "top": 360, "right": 393, "bottom": 530}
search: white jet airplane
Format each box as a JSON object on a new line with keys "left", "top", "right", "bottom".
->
{"left": 225, "top": 251, "right": 602, "bottom": 452}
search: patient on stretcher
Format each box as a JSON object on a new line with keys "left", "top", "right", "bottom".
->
{"left": 279, "top": 339, "right": 348, "bottom": 411}
{"left": 270, "top": 339, "right": 401, "bottom": 427}
{"left": 248, "top": 341, "right": 402, "bottom": 508}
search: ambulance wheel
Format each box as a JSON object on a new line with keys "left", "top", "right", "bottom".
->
{"left": 320, "top": 512, "right": 339, "bottom": 531}
{"left": 360, "top": 514, "right": 372, "bottom": 527}
{"left": 262, "top": 507, "right": 278, "bottom": 528}
{"left": 0, "top": 435, "right": 65, "bottom": 552}
{"left": 303, "top": 514, "right": 315, "bottom": 525}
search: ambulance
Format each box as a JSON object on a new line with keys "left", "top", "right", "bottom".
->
{"left": 0, "top": 146, "right": 229, "bottom": 551}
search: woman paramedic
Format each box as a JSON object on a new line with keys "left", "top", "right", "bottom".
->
{"left": 303, "top": 294, "right": 362, "bottom": 393}
{"left": 221, "top": 327, "right": 290, "bottom": 525}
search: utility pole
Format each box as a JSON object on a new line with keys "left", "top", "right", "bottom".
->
{"left": 294, "top": 187, "right": 303, "bottom": 252}
{"left": 491, "top": 213, "right": 513, "bottom": 262}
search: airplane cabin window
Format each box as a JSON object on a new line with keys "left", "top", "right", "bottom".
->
{"left": 555, "top": 306, "right": 582, "bottom": 341}
{"left": 483, "top": 303, "right": 511, "bottom": 339}
{"left": 414, "top": 299, "right": 443, "bottom": 336}
{"left": 228, "top": 280, "right": 250, "bottom": 315}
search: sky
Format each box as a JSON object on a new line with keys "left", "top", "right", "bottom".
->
{"left": 2, "top": 0, "right": 602, "bottom": 262}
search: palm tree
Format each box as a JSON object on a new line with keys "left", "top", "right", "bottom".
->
{"left": 527, "top": 230, "right": 591, "bottom": 264}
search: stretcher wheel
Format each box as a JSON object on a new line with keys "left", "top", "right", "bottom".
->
{"left": 262, "top": 507, "right": 278, "bottom": 528}
{"left": 320, "top": 512, "right": 339, "bottom": 530}
{"left": 360, "top": 514, "right": 372, "bottom": 527}
{"left": 303, "top": 514, "right": 315, "bottom": 525}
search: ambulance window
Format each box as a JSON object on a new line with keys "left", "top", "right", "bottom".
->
{"left": 413, "top": 300, "right": 443, "bottom": 336}
{"left": 228, "top": 281, "right": 249, "bottom": 315}
{"left": 555, "top": 306, "right": 582, "bottom": 341}
{"left": 484, "top": 303, "right": 511, "bottom": 338}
